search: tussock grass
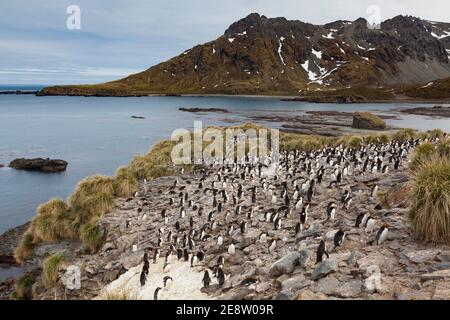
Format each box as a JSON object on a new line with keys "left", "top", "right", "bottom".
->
{"left": 392, "top": 128, "right": 416, "bottom": 141}
{"left": 80, "top": 217, "right": 104, "bottom": 253}
{"left": 409, "top": 157, "right": 450, "bottom": 243}
{"left": 113, "top": 166, "right": 137, "bottom": 198}
{"left": 410, "top": 142, "right": 437, "bottom": 172}
{"left": 14, "top": 232, "right": 36, "bottom": 264}
{"left": 42, "top": 252, "right": 66, "bottom": 288}
{"left": 437, "top": 138, "right": 450, "bottom": 158}
{"left": 30, "top": 198, "right": 70, "bottom": 242}
{"left": 12, "top": 274, "right": 35, "bottom": 300}
{"left": 427, "top": 129, "right": 445, "bottom": 139}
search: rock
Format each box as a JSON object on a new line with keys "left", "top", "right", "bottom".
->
{"left": 274, "top": 291, "right": 292, "bottom": 300}
{"left": 179, "top": 107, "right": 230, "bottom": 113}
{"left": 352, "top": 112, "right": 386, "bottom": 130}
{"left": 334, "top": 280, "right": 363, "bottom": 298}
{"left": 419, "top": 269, "right": 450, "bottom": 281}
{"left": 312, "top": 276, "right": 340, "bottom": 294}
{"left": 405, "top": 249, "right": 440, "bottom": 264}
{"left": 269, "top": 250, "right": 310, "bottom": 277}
{"left": 255, "top": 281, "right": 272, "bottom": 293}
{"left": 432, "top": 282, "right": 450, "bottom": 299}
{"left": 281, "top": 274, "right": 311, "bottom": 292}
{"left": 296, "top": 223, "right": 322, "bottom": 240}
{"left": 9, "top": 158, "right": 68, "bottom": 173}
{"left": 396, "top": 291, "right": 433, "bottom": 300}
{"left": 295, "top": 290, "right": 328, "bottom": 300}
{"left": 357, "top": 251, "right": 397, "bottom": 272}
{"left": 269, "top": 252, "right": 300, "bottom": 277}
{"left": 436, "top": 251, "right": 450, "bottom": 262}
{"left": 311, "top": 260, "right": 338, "bottom": 280}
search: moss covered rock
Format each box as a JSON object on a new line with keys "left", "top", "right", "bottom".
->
{"left": 352, "top": 112, "right": 386, "bottom": 130}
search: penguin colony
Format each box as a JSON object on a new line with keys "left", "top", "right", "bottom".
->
{"left": 120, "top": 137, "right": 434, "bottom": 299}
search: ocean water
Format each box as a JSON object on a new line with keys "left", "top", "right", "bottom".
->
{"left": 0, "top": 93, "right": 449, "bottom": 237}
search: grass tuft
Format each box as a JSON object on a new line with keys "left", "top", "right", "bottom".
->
{"left": 42, "top": 252, "right": 66, "bottom": 288}
{"left": 12, "top": 273, "right": 35, "bottom": 300}
{"left": 80, "top": 217, "right": 105, "bottom": 253}
{"left": 409, "top": 157, "right": 450, "bottom": 243}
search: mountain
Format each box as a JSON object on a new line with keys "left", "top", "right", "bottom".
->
{"left": 40, "top": 13, "right": 450, "bottom": 99}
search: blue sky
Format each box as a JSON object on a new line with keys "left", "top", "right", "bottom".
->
{"left": 1, "top": 0, "right": 449, "bottom": 85}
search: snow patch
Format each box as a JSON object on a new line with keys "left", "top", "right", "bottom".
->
{"left": 430, "top": 29, "right": 450, "bottom": 39}
{"left": 278, "top": 36, "right": 286, "bottom": 66}
{"left": 228, "top": 38, "right": 235, "bottom": 43}
{"left": 312, "top": 48, "right": 322, "bottom": 59}
{"left": 420, "top": 82, "right": 434, "bottom": 88}
{"left": 322, "top": 32, "right": 334, "bottom": 39}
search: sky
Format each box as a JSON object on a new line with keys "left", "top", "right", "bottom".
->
{"left": 1, "top": 0, "right": 449, "bottom": 85}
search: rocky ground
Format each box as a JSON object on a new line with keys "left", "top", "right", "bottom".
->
{"left": 248, "top": 111, "right": 396, "bottom": 136}
{"left": 398, "top": 106, "right": 450, "bottom": 118}
{"left": 3, "top": 140, "right": 449, "bottom": 300}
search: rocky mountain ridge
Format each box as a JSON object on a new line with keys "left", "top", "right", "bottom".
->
{"left": 39, "top": 13, "right": 450, "bottom": 98}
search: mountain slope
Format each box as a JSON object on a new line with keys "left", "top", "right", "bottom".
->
{"left": 40, "top": 13, "right": 450, "bottom": 97}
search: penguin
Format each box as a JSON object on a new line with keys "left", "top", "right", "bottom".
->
{"left": 365, "top": 217, "right": 376, "bottom": 233}
{"left": 316, "top": 240, "right": 329, "bottom": 264}
{"left": 240, "top": 221, "right": 247, "bottom": 234}
{"left": 228, "top": 243, "right": 235, "bottom": 255}
{"left": 183, "top": 248, "right": 189, "bottom": 262}
{"left": 217, "top": 267, "right": 225, "bottom": 286}
{"left": 217, "top": 235, "right": 223, "bottom": 246}
{"left": 355, "top": 213, "right": 368, "bottom": 228}
{"left": 176, "top": 248, "right": 183, "bottom": 260}
{"left": 375, "top": 225, "right": 389, "bottom": 245}
{"left": 202, "top": 271, "right": 211, "bottom": 288}
{"left": 300, "top": 208, "right": 308, "bottom": 224}
{"left": 190, "top": 254, "right": 198, "bottom": 267}
{"left": 334, "top": 230, "right": 345, "bottom": 249}
{"left": 163, "top": 262, "right": 171, "bottom": 273}
{"left": 154, "top": 287, "right": 162, "bottom": 300}
{"left": 326, "top": 202, "right": 337, "bottom": 221}
{"left": 274, "top": 217, "right": 281, "bottom": 230}
{"left": 371, "top": 184, "right": 379, "bottom": 198}
{"left": 153, "top": 249, "right": 160, "bottom": 263}
{"left": 295, "top": 222, "right": 302, "bottom": 235}
{"left": 140, "top": 271, "right": 147, "bottom": 287}
{"left": 268, "top": 239, "right": 276, "bottom": 253}
{"left": 163, "top": 276, "right": 173, "bottom": 288}
{"left": 258, "top": 232, "right": 267, "bottom": 243}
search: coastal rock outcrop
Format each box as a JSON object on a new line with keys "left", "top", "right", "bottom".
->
{"left": 352, "top": 112, "right": 387, "bottom": 130}
{"left": 9, "top": 158, "right": 68, "bottom": 173}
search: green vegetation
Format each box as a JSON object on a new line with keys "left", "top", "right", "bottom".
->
{"left": 80, "top": 217, "right": 104, "bottom": 253}
{"left": 11, "top": 274, "right": 35, "bottom": 300}
{"left": 14, "top": 232, "right": 36, "bottom": 263}
{"left": 42, "top": 252, "right": 66, "bottom": 288}
{"left": 409, "top": 157, "right": 450, "bottom": 243}
{"left": 410, "top": 142, "right": 437, "bottom": 172}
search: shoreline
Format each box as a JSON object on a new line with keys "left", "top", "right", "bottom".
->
{"left": 31, "top": 91, "right": 450, "bottom": 104}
